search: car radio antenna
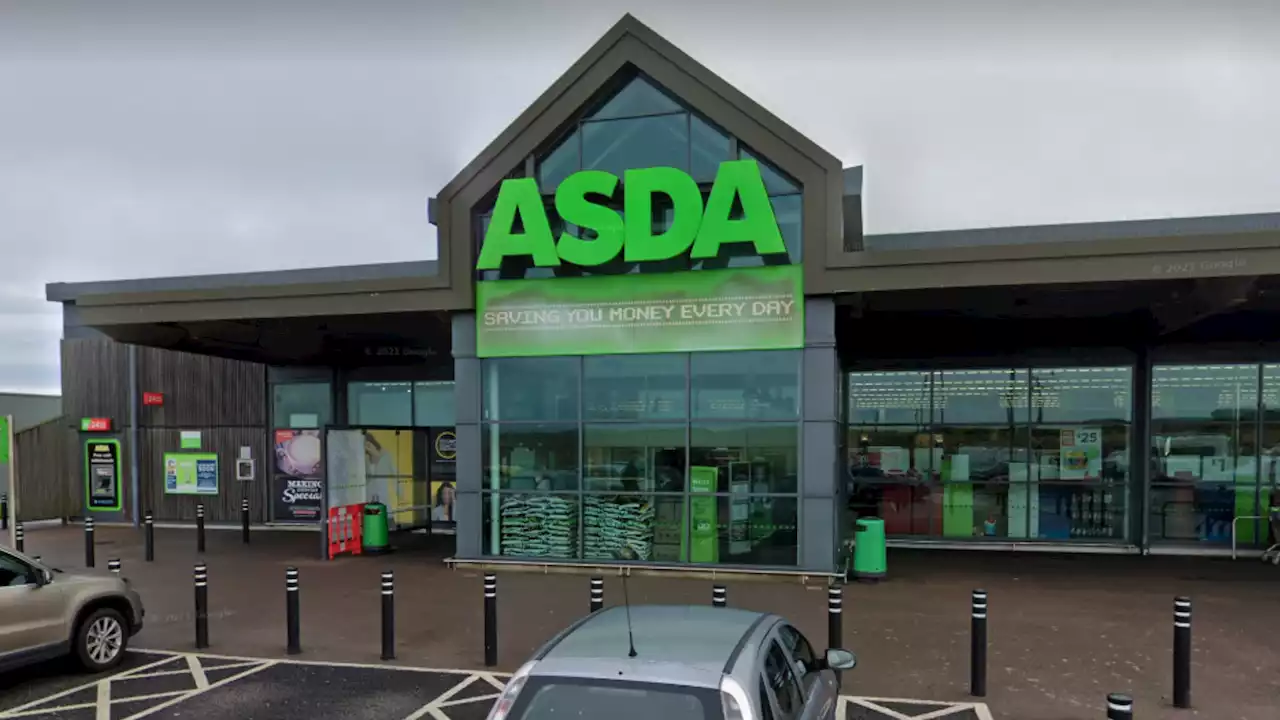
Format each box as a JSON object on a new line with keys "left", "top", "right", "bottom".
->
{"left": 616, "top": 545, "right": 638, "bottom": 658}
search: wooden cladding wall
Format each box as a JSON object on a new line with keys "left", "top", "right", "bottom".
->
{"left": 53, "top": 338, "right": 271, "bottom": 523}
{"left": 137, "top": 346, "right": 266, "bottom": 427}
{"left": 140, "top": 427, "right": 269, "bottom": 523}
{"left": 61, "top": 338, "right": 130, "bottom": 422}
{"left": 13, "top": 418, "right": 75, "bottom": 522}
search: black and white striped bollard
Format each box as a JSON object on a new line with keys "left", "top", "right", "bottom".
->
{"left": 194, "top": 563, "right": 209, "bottom": 649}
{"left": 286, "top": 567, "right": 301, "bottom": 654}
{"left": 108, "top": 558, "right": 121, "bottom": 575}
{"left": 144, "top": 511, "right": 155, "bottom": 562}
{"left": 84, "top": 517, "right": 95, "bottom": 568}
{"left": 970, "top": 589, "right": 987, "bottom": 698}
{"left": 828, "top": 585, "right": 844, "bottom": 685}
{"left": 1, "top": 493, "right": 8, "bottom": 530}
{"left": 15, "top": 522, "right": 24, "bottom": 553}
{"left": 589, "top": 577, "right": 604, "bottom": 613}
{"left": 712, "top": 584, "right": 727, "bottom": 608}
{"left": 1173, "top": 596, "right": 1191, "bottom": 708}
{"left": 196, "top": 503, "right": 206, "bottom": 553}
{"left": 483, "top": 573, "right": 497, "bottom": 667}
{"left": 1106, "top": 692, "right": 1133, "bottom": 720}
{"left": 381, "top": 571, "right": 395, "bottom": 661}
{"left": 241, "top": 498, "right": 250, "bottom": 544}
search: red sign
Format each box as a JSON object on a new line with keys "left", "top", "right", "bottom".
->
{"left": 142, "top": 392, "right": 164, "bottom": 406}
{"left": 81, "top": 418, "right": 112, "bottom": 432}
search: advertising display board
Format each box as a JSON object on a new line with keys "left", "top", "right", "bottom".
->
{"left": 85, "top": 439, "right": 122, "bottom": 511}
{"left": 163, "top": 453, "right": 219, "bottom": 495}
{"left": 477, "top": 265, "right": 801, "bottom": 357}
{"left": 272, "top": 429, "right": 324, "bottom": 522}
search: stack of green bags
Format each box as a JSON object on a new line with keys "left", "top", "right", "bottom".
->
{"left": 583, "top": 496, "right": 655, "bottom": 561}
{"left": 499, "top": 495, "right": 577, "bottom": 558}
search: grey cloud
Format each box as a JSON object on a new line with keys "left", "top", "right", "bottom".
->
{"left": 1, "top": 0, "right": 1278, "bottom": 392}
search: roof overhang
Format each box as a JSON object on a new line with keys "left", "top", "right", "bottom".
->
{"left": 47, "top": 260, "right": 454, "bottom": 326}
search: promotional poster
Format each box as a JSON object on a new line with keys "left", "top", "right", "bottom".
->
{"left": 272, "top": 429, "right": 324, "bottom": 521}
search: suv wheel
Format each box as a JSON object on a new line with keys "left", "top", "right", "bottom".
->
{"left": 75, "top": 608, "right": 128, "bottom": 672}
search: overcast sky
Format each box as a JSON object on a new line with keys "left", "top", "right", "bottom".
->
{"left": 1, "top": 0, "right": 1278, "bottom": 394}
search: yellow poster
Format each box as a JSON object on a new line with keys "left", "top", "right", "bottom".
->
{"left": 362, "top": 430, "right": 416, "bottom": 527}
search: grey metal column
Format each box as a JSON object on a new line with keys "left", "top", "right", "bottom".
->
{"left": 800, "top": 297, "right": 839, "bottom": 573}
{"left": 452, "top": 312, "right": 483, "bottom": 560}
{"left": 128, "top": 344, "right": 140, "bottom": 527}
{"left": 1132, "top": 346, "right": 1152, "bottom": 552}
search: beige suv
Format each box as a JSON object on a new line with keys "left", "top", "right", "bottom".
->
{"left": 0, "top": 546, "right": 145, "bottom": 673}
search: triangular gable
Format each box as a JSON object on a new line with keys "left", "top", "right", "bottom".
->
{"left": 434, "top": 13, "right": 845, "bottom": 307}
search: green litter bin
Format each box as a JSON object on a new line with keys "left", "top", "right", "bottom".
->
{"left": 362, "top": 501, "right": 390, "bottom": 554}
{"left": 851, "top": 517, "right": 886, "bottom": 582}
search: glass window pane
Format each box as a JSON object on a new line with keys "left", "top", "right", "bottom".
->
{"left": 1029, "top": 426, "right": 1128, "bottom": 541}
{"left": 539, "top": 131, "right": 580, "bottom": 191}
{"left": 697, "top": 494, "right": 797, "bottom": 566}
{"left": 414, "top": 381, "right": 456, "bottom": 426}
{"left": 935, "top": 369, "right": 1029, "bottom": 425}
{"left": 1150, "top": 364, "right": 1259, "bottom": 545}
{"left": 692, "top": 351, "right": 799, "bottom": 420}
{"left": 584, "top": 424, "right": 686, "bottom": 492}
{"left": 482, "top": 423, "right": 579, "bottom": 491}
{"left": 271, "top": 382, "right": 331, "bottom": 429}
{"left": 583, "top": 114, "right": 689, "bottom": 177}
{"left": 848, "top": 372, "right": 932, "bottom": 426}
{"left": 583, "top": 493, "right": 687, "bottom": 563}
{"left": 483, "top": 357, "right": 579, "bottom": 422}
{"left": 348, "top": 382, "right": 413, "bottom": 427}
{"left": 482, "top": 492, "right": 580, "bottom": 559}
{"left": 1032, "top": 367, "right": 1131, "bottom": 423}
{"left": 429, "top": 428, "right": 457, "bottom": 526}
{"left": 690, "top": 115, "right": 731, "bottom": 182}
{"left": 589, "top": 76, "right": 682, "bottom": 120}
{"left": 690, "top": 423, "right": 798, "bottom": 494}
{"left": 584, "top": 354, "right": 686, "bottom": 421}
{"left": 740, "top": 146, "right": 799, "bottom": 195}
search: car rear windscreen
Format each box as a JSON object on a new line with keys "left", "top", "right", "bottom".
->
{"left": 508, "top": 677, "right": 723, "bottom": 720}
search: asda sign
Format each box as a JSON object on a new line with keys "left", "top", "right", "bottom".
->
{"left": 475, "top": 160, "right": 787, "bottom": 270}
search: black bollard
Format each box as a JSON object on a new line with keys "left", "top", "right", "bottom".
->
{"left": 84, "top": 517, "right": 95, "bottom": 568}
{"left": 589, "top": 577, "right": 604, "bottom": 614}
{"left": 970, "top": 589, "right": 987, "bottom": 698}
{"left": 1, "top": 492, "right": 7, "bottom": 530}
{"left": 1173, "top": 596, "right": 1191, "bottom": 709}
{"left": 144, "top": 511, "right": 155, "bottom": 562}
{"left": 712, "top": 584, "right": 727, "bottom": 608}
{"left": 827, "top": 585, "right": 844, "bottom": 685}
{"left": 483, "top": 573, "right": 497, "bottom": 667}
{"left": 380, "top": 570, "right": 395, "bottom": 661}
{"left": 194, "top": 563, "right": 209, "bottom": 649}
{"left": 286, "top": 567, "right": 301, "bottom": 654}
{"left": 1106, "top": 692, "right": 1133, "bottom": 720}
{"left": 15, "top": 522, "right": 24, "bottom": 553}
{"left": 241, "top": 498, "right": 250, "bottom": 544}
{"left": 196, "top": 504, "right": 206, "bottom": 554}
{"left": 108, "top": 558, "right": 121, "bottom": 575}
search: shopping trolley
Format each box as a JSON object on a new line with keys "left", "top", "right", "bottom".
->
{"left": 1262, "top": 505, "right": 1280, "bottom": 565}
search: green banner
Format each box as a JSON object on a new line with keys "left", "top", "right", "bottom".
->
{"left": 476, "top": 265, "right": 803, "bottom": 357}
{"left": 0, "top": 416, "right": 9, "bottom": 464}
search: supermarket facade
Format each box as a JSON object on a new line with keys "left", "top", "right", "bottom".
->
{"left": 39, "top": 15, "right": 1280, "bottom": 572}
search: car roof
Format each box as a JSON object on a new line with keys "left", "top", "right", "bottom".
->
{"left": 532, "top": 604, "right": 773, "bottom": 686}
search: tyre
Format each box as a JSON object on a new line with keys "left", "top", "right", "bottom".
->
{"left": 74, "top": 608, "right": 129, "bottom": 672}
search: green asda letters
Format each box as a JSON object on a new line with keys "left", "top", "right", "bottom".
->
{"left": 474, "top": 160, "right": 787, "bottom": 270}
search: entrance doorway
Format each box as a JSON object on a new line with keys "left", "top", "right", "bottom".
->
{"left": 324, "top": 426, "right": 455, "bottom": 538}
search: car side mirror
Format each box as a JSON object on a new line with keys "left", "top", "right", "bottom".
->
{"left": 825, "top": 648, "right": 857, "bottom": 670}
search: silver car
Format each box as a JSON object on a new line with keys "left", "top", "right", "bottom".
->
{"left": 487, "top": 604, "right": 856, "bottom": 720}
{"left": 0, "top": 547, "right": 145, "bottom": 673}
